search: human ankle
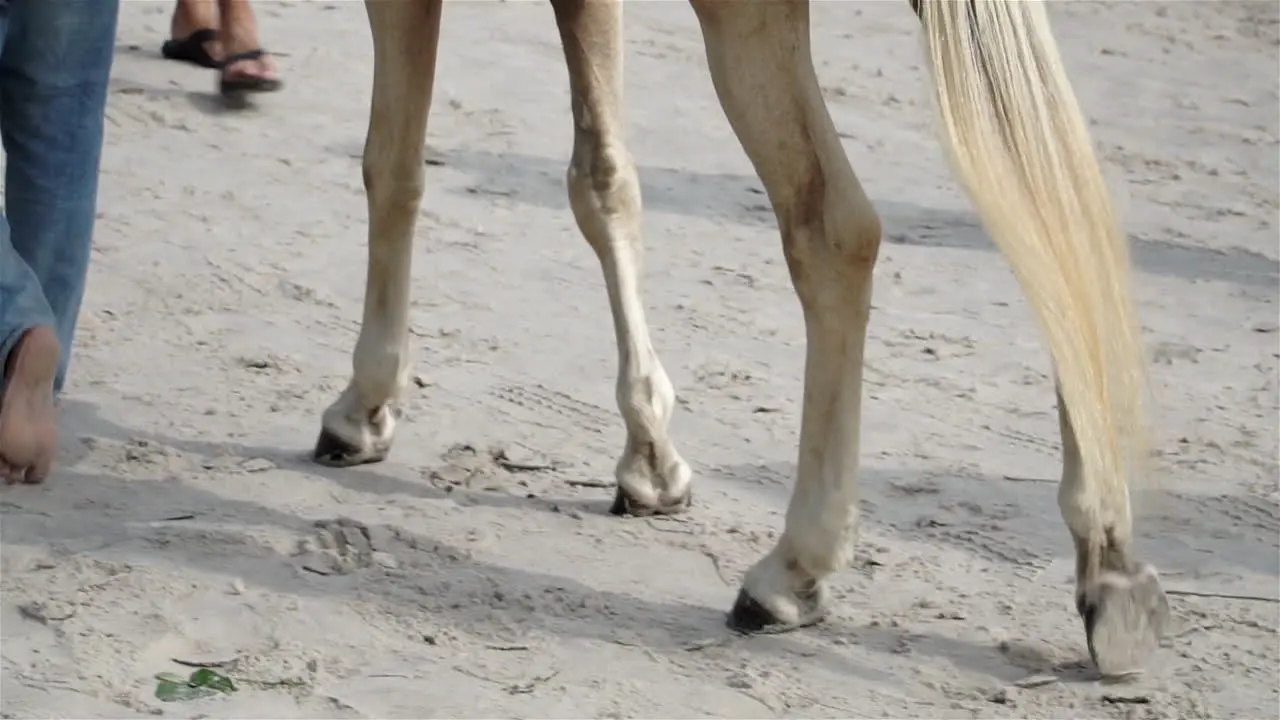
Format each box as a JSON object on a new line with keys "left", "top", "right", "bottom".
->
{"left": 173, "top": 0, "right": 219, "bottom": 36}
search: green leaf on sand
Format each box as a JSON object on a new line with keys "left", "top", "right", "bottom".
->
{"left": 153, "top": 668, "right": 238, "bottom": 702}
{"left": 190, "top": 668, "right": 237, "bottom": 693}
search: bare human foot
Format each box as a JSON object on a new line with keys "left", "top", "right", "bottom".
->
{"left": 0, "top": 326, "right": 60, "bottom": 484}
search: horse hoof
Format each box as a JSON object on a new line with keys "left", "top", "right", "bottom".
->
{"left": 726, "top": 587, "right": 827, "bottom": 634}
{"left": 1079, "top": 563, "right": 1171, "bottom": 677}
{"left": 312, "top": 428, "right": 388, "bottom": 468}
{"left": 727, "top": 589, "right": 783, "bottom": 633}
{"left": 609, "top": 485, "right": 692, "bottom": 517}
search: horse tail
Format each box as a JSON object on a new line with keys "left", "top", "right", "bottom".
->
{"left": 918, "top": 0, "right": 1150, "bottom": 518}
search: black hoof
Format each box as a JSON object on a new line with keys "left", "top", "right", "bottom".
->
{"left": 609, "top": 485, "right": 692, "bottom": 517}
{"left": 312, "top": 428, "right": 388, "bottom": 468}
{"left": 727, "top": 589, "right": 782, "bottom": 633}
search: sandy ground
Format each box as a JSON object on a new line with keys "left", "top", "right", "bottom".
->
{"left": 1, "top": 1, "right": 1277, "bottom": 718}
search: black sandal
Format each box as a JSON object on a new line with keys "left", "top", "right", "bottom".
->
{"left": 219, "top": 50, "right": 283, "bottom": 97}
{"left": 161, "top": 28, "right": 220, "bottom": 70}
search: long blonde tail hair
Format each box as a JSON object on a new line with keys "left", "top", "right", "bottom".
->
{"left": 919, "top": 0, "right": 1150, "bottom": 522}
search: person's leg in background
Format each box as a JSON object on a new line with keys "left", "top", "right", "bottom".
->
{"left": 0, "top": 0, "right": 119, "bottom": 482}
{"left": 164, "top": 0, "right": 221, "bottom": 69}
{"left": 0, "top": 207, "right": 59, "bottom": 484}
{"left": 164, "top": 0, "right": 281, "bottom": 95}
{"left": 217, "top": 0, "right": 281, "bottom": 95}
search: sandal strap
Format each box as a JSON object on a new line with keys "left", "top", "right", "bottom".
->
{"left": 185, "top": 28, "right": 218, "bottom": 45}
{"left": 221, "top": 49, "right": 270, "bottom": 67}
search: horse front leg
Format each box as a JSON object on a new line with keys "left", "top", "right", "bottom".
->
{"left": 549, "top": 0, "right": 692, "bottom": 514}
{"left": 691, "top": 0, "right": 883, "bottom": 629}
{"left": 315, "top": 0, "right": 443, "bottom": 466}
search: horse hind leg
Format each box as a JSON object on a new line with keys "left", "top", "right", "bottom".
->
{"left": 314, "top": 0, "right": 442, "bottom": 466}
{"left": 1056, "top": 384, "right": 1170, "bottom": 676}
{"left": 691, "top": 0, "right": 881, "bottom": 630}
{"left": 912, "top": 0, "right": 1168, "bottom": 675}
{"left": 549, "top": 0, "right": 692, "bottom": 514}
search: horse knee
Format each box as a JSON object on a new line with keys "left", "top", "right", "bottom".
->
{"left": 780, "top": 164, "right": 881, "bottom": 298}
{"left": 566, "top": 132, "right": 640, "bottom": 243}
{"left": 831, "top": 207, "right": 882, "bottom": 269}
{"left": 362, "top": 144, "right": 426, "bottom": 214}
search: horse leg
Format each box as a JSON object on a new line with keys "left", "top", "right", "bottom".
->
{"left": 908, "top": 0, "right": 1168, "bottom": 675}
{"left": 314, "top": 0, "right": 442, "bottom": 466}
{"left": 1056, "top": 384, "right": 1170, "bottom": 675}
{"left": 690, "top": 0, "right": 881, "bottom": 629}
{"left": 549, "top": 0, "right": 692, "bottom": 515}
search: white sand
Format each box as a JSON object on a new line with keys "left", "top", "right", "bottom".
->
{"left": 2, "top": 1, "right": 1277, "bottom": 718}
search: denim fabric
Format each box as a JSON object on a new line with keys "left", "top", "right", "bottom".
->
{"left": 0, "top": 0, "right": 118, "bottom": 394}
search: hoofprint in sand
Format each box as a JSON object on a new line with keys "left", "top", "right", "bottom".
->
{"left": 1, "top": 2, "right": 1276, "bottom": 718}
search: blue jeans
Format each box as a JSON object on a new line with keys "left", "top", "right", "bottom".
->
{"left": 0, "top": 0, "right": 118, "bottom": 395}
